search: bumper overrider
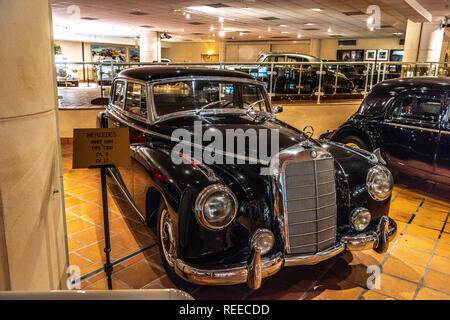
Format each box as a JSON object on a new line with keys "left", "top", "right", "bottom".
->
{"left": 174, "top": 216, "right": 396, "bottom": 290}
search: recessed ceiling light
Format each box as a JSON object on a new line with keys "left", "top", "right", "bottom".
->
{"left": 297, "top": 34, "right": 302, "bottom": 38}
{"left": 258, "top": 35, "right": 262, "bottom": 39}
{"left": 219, "top": 17, "right": 224, "bottom": 23}
{"left": 328, "top": 27, "right": 332, "bottom": 33}
{"left": 281, "top": 31, "right": 289, "bottom": 34}
{"left": 210, "top": 25, "right": 215, "bottom": 31}
{"left": 267, "top": 27, "right": 271, "bottom": 32}
{"left": 181, "top": 28, "right": 184, "bottom": 32}
{"left": 186, "top": 13, "right": 191, "bottom": 19}
{"left": 260, "top": 17, "right": 279, "bottom": 21}
{"left": 239, "top": 32, "right": 244, "bottom": 36}
{"left": 219, "top": 30, "right": 225, "bottom": 37}
{"left": 305, "top": 23, "right": 314, "bottom": 26}
{"left": 129, "top": 11, "right": 149, "bottom": 16}
{"left": 206, "top": 3, "right": 231, "bottom": 8}
{"left": 312, "top": 8, "right": 322, "bottom": 12}
{"left": 280, "top": 24, "right": 287, "bottom": 27}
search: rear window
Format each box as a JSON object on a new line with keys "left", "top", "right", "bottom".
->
{"left": 358, "top": 93, "right": 391, "bottom": 117}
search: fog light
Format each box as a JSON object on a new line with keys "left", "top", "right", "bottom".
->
{"left": 250, "top": 229, "right": 274, "bottom": 255}
{"left": 351, "top": 208, "right": 371, "bottom": 231}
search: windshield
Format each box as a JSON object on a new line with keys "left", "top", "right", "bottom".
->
{"left": 152, "top": 80, "right": 270, "bottom": 117}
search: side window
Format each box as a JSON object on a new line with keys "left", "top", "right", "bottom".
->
{"left": 113, "top": 80, "right": 126, "bottom": 108}
{"left": 124, "top": 82, "right": 148, "bottom": 118}
{"left": 392, "top": 95, "right": 414, "bottom": 119}
{"left": 392, "top": 94, "right": 441, "bottom": 122}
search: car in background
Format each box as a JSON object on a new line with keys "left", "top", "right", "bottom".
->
{"left": 98, "top": 66, "right": 396, "bottom": 290}
{"left": 320, "top": 77, "right": 450, "bottom": 185}
{"left": 96, "top": 59, "right": 123, "bottom": 83}
{"left": 252, "top": 53, "right": 355, "bottom": 95}
{"left": 324, "top": 61, "right": 367, "bottom": 92}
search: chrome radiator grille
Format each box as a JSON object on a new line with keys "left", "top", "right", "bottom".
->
{"left": 283, "top": 158, "right": 337, "bottom": 254}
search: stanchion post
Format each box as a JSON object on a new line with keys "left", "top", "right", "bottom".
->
{"left": 100, "top": 64, "right": 104, "bottom": 98}
{"left": 317, "top": 62, "right": 323, "bottom": 105}
{"left": 99, "top": 165, "right": 113, "bottom": 290}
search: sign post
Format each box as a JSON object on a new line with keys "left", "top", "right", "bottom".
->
{"left": 72, "top": 128, "right": 130, "bottom": 289}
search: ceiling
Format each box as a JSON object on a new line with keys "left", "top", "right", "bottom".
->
{"left": 51, "top": 0, "right": 448, "bottom": 41}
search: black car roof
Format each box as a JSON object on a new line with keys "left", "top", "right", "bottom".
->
{"left": 117, "top": 66, "right": 255, "bottom": 82}
{"left": 373, "top": 77, "right": 450, "bottom": 94}
{"left": 360, "top": 77, "right": 450, "bottom": 117}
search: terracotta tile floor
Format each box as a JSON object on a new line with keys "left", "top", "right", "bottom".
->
{"left": 61, "top": 143, "right": 450, "bottom": 300}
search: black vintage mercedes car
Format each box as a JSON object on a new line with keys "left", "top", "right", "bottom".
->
{"left": 320, "top": 77, "right": 450, "bottom": 186}
{"left": 98, "top": 66, "right": 396, "bottom": 290}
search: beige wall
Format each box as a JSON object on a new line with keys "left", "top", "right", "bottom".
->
{"left": 59, "top": 108, "right": 103, "bottom": 138}
{"left": 225, "top": 41, "right": 311, "bottom": 62}
{"left": 162, "top": 41, "right": 219, "bottom": 62}
{"left": 55, "top": 40, "right": 137, "bottom": 62}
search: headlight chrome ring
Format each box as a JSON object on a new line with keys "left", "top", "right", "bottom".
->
{"left": 195, "top": 184, "right": 238, "bottom": 231}
{"left": 366, "top": 165, "right": 393, "bottom": 201}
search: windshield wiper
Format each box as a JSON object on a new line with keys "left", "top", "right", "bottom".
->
{"left": 195, "top": 100, "right": 226, "bottom": 114}
{"left": 245, "top": 99, "right": 265, "bottom": 114}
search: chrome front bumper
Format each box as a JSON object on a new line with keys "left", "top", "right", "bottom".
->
{"left": 174, "top": 216, "right": 396, "bottom": 290}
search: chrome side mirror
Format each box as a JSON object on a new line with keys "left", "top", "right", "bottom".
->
{"left": 303, "top": 125, "right": 314, "bottom": 138}
{"left": 274, "top": 105, "right": 283, "bottom": 114}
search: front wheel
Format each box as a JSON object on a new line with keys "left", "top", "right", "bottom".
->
{"left": 156, "top": 200, "right": 191, "bottom": 288}
{"left": 339, "top": 135, "right": 369, "bottom": 151}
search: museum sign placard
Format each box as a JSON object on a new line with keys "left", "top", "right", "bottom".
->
{"left": 72, "top": 128, "right": 131, "bottom": 168}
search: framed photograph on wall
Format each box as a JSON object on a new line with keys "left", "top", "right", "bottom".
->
{"left": 91, "top": 45, "right": 126, "bottom": 62}
{"left": 377, "top": 49, "right": 389, "bottom": 61}
{"left": 128, "top": 48, "right": 140, "bottom": 62}
{"left": 365, "top": 50, "right": 376, "bottom": 61}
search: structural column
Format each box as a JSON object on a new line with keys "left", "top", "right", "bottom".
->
{"left": 0, "top": 0, "right": 68, "bottom": 290}
{"left": 403, "top": 18, "right": 445, "bottom": 62}
{"left": 310, "top": 39, "right": 321, "bottom": 58}
{"left": 219, "top": 40, "right": 227, "bottom": 62}
{"left": 140, "top": 31, "right": 161, "bottom": 62}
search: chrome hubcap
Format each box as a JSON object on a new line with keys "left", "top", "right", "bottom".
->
{"left": 160, "top": 208, "right": 176, "bottom": 267}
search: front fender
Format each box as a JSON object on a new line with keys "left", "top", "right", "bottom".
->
{"left": 322, "top": 142, "right": 391, "bottom": 232}
{"left": 330, "top": 119, "right": 380, "bottom": 152}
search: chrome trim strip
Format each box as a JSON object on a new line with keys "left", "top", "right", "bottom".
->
{"left": 287, "top": 203, "right": 335, "bottom": 214}
{"left": 384, "top": 122, "right": 440, "bottom": 133}
{"left": 288, "top": 191, "right": 335, "bottom": 201}
{"left": 286, "top": 179, "right": 335, "bottom": 189}
{"left": 289, "top": 214, "right": 335, "bottom": 225}
{"left": 289, "top": 225, "right": 336, "bottom": 237}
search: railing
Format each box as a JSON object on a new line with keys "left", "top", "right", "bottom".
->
{"left": 55, "top": 60, "right": 449, "bottom": 106}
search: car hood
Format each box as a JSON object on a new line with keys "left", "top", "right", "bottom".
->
{"left": 150, "top": 112, "right": 318, "bottom": 161}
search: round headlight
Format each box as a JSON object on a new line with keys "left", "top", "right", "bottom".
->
{"left": 250, "top": 229, "right": 275, "bottom": 255}
{"left": 366, "top": 165, "right": 393, "bottom": 201}
{"left": 195, "top": 184, "right": 238, "bottom": 230}
{"left": 351, "top": 208, "right": 371, "bottom": 231}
